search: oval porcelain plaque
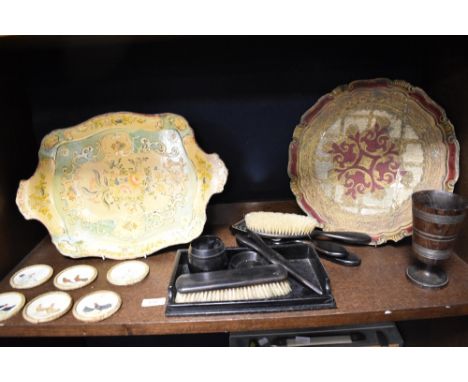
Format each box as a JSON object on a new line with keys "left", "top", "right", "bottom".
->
{"left": 10, "top": 264, "right": 53, "bottom": 289}
{"left": 54, "top": 264, "right": 98, "bottom": 290}
{"left": 0, "top": 292, "right": 26, "bottom": 322}
{"left": 22, "top": 291, "right": 72, "bottom": 324}
{"left": 107, "top": 260, "right": 149, "bottom": 286}
{"left": 73, "top": 290, "right": 121, "bottom": 322}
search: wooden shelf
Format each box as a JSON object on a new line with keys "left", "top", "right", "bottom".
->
{"left": 1, "top": 201, "right": 468, "bottom": 338}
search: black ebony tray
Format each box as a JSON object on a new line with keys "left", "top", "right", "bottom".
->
{"left": 165, "top": 243, "right": 335, "bottom": 316}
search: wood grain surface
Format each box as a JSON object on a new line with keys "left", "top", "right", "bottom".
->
{"left": 1, "top": 201, "right": 468, "bottom": 338}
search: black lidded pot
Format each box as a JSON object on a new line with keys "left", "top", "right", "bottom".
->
{"left": 188, "top": 235, "right": 227, "bottom": 273}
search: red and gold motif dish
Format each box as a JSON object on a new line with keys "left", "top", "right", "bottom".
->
{"left": 288, "top": 79, "right": 459, "bottom": 245}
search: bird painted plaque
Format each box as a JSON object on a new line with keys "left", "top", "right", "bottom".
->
{"left": 10, "top": 264, "right": 53, "bottom": 289}
{"left": 53, "top": 264, "right": 98, "bottom": 290}
{"left": 16, "top": 113, "right": 228, "bottom": 260}
{"left": 72, "top": 290, "right": 121, "bottom": 322}
{"left": 288, "top": 79, "right": 459, "bottom": 244}
{"left": 0, "top": 292, "right": 25, "bottom": 322}
{"left": 22, "top": 291, "right": 72, "bottom": 324}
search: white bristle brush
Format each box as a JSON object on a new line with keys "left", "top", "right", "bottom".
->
{"left": 245, "top": 211, "right": 318, "bottom": 238}
{"left": 243, "top": 211, "right": 372, "bottom": 244}
{"left": 175, "top": 281, "right": 292, "bottom": 303}
{"left": 174, "top": 264, "right": 292, "bottom": 304}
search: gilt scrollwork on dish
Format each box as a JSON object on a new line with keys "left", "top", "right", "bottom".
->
{"left": 17, "top": 112, "right": 228, "bottom": 260}
{"left": 288, "top": 79, "right": 459, "bottom": 245}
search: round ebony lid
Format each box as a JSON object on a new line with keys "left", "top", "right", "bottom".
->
{"left": 189, "top": 235, "right": 225, "bottom": 259}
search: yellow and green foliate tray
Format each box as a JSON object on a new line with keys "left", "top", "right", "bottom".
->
{"left": 17, "top": 112, "right": 228, "bottom": 259}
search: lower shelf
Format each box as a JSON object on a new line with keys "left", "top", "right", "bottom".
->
{"left": 229, "top": 322, "right": 404, "bottom": 347}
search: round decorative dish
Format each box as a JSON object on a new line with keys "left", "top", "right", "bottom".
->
{"left": 72, "top": 290, "right": 121, "bottom": 322}
{"left": 9, "top": 264, "right": 53, "bottom": 289}
{"left": 16, "top": 112, "right": 228, "bottom": 260}
{"left": 22, "top": 291, "right": 72, "bottom": 323}
{"left": 0, "top": 292, "right": 26, "bottom": 322}
{"left": 288, "top": 79, "right": 459, "bottom": 245}
{"left": 54, "top": 264, "right": 98, "bottom": 290}
{"left": 106, "top": 260, "right": 149, "bottom": 286}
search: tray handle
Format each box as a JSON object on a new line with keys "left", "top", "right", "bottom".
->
{"left": 16, "top": 159, "right": 65, "bottom": 237}
{"left": 183, "top": 135, "right": 228, "bottom": 204}
{"left": 205, "top": 153, "right": 228, "bottom": 196}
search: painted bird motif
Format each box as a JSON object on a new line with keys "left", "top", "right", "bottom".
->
{"left": 83, "top": 302, "right": 112, "bottom": 313}
{"left": 0, "top": 304, "right": 15, "bottom": 312}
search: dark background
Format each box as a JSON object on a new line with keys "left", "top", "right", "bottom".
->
{"left": 1, "top": 36, "right": 467, "bottom": 204}
{"left": 0, "top": 36, "right": 467, "bottom": 345}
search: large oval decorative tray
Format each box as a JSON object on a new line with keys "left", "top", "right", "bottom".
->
{"left": 288, "top": 79, "right": 459, "bottom": 245}
{"left": 17, "top": 112, "right": 228, "bottom": 259}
